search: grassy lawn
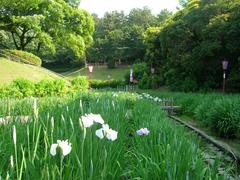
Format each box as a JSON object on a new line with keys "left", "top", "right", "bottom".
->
{"left": 0, "top": 58, "right": 64, "bottom": 84}
{"left": 65, "top": 66, "right": 130, "bottom": 80}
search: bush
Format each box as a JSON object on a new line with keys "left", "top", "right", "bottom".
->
{"left": 181, "top": 78, "right": 198, "bottom": 92}
{"left": 207, "top": 98, "right": 240, "bottom": 138}
{"left": 71, "top": 76, "right": 89, "bottom": 90}
{"left": 125, "top": 62, "right": 148, "bottom": 83}
{"left": 150, "top": 75, "right": 162, "bottom": 89}
{"left": 35, "top": 79, "right": 68, "bottom": 97}
{"left": 0, "top": 85, "right": 12, "bottom": 98}
{"left": 194, "top": 99, "right": 213, "bottom": 126}
{"left": 10, "top": 78, "right": 35, "bottom": 97}
{"left": 0, "top": 79, "right": 69, "bottom": 98}
{"left": 35, "top": 79, "right": 53, "bottom": 97}
{"left": 138, "top": 72, "right": 151, "bottom": 89}
{"left": 227, "top": 69, "right": 240, "bottom": 92}
{"left": 89, "top": 79, "right": 124, "bottom": 89}
{"left": 132, "top": 62, "right": 148, "bottom": 81}
{"left": 52, "top": 79, "right": 68, "bottom": 95}
{"left": 5, "top": 49, "right": 42, "bottom": 66}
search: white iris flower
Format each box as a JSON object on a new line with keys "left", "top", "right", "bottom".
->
{"left": 50, "top": 140, "right": 72, "bottom": 156}
{"left": 96, "top": 124, "right": 118, "bottom": 141}
{"left": 80, "top": 113, "right": 105, "bottom": 128}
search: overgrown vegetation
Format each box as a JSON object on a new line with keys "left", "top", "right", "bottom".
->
{"left": 143, "top": 91, "right": 240, "bottom": 138}
{"left": 0, "top": 92, "right": 231, "bottom": 179}
{"left": 143, "top": 0, "right": 240, "bottom": 92}
{"left": 0, "top": 77, "right": 126, "bottom": 97}
{"left": 4, "top": 50, "right": 42, "bottom": 66}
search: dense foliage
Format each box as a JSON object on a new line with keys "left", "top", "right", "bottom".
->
{"left": 4, "top": 49, "right": 42, "bottom": 66}
{"left": 0, "top": 92, "right": 231, "bottom": 179}
{"left": 87, "top": 8, "right": 172, "bottom": 67}
{"left": 71, "top": 76, "right": 90, "bottom": 90}
{"left": 0, "top": 77, "right": 127, "bottom": 97}
{"left": 144, "top": 0, "right": 240, "bottom": 92}
{"left": 89, "top": 79, "right": 124, "bottom": 89}
{"left": 0, "top": 0, "right": 94, "bottom": 65}
{"left": 124, "top": 62, "right": 162, "bottom": 89}
{"left": 0, "top": 78, "right": 78, "bottom": 98}
{"left": 144, "top": 91, "right": 240, "bottom": 138}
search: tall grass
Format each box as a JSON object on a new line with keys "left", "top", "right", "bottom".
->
{"left": 141, "top": 90, "right": 240, "bottom": 138}
{"left": 127, "top": 100, "right": 228, "bottom": 179}
{"left": 0, "top": 92, "right": 229, "bottom": 179}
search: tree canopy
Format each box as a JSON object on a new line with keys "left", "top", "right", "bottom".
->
{"left": 144, "top": 0, "right": 240, "bottom": 91}
{"left": 86, "top": 7, "right": 171, "bottom": 68}
{"left": 0, "top": 0, "right": 94, "bottom": 64}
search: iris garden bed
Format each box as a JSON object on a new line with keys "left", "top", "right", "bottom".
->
{"left": 0, "top": 92, "right": 232, "bottom": 179}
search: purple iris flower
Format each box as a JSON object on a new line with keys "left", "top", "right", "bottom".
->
{"left": 136, "top": 128, "right": 150, "bottom": 136}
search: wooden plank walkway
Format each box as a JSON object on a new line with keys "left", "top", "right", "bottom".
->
{"left": 169, "top": 115, "right": 240, "bottom": 163}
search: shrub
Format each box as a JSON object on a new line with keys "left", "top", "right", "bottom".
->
{"left": 194, "top": 99, "right": 213, "bottom": 126}
{"left": 52, "top": 79, "right": 68, "bottom": 95}
{"left": 71, "top": 76, "right": 89, "bottom": 90}
{"left": 150, "top": 75, "right": 162, "bottom": 89}
{"left": 35, "top": 79, "right": 53, "bottom": 97}
{"left": 175, "top": 94, "right": 203, "bottom": 116}
{"left": 0, "top": 85, "right": 12, "bottom": 98}
{"left": 207, "top": 98, "right": 240, "bottom": 138}
{"left": 138, "top": 72, "right": 151, "bottom": 89}
{"left": 125, "top": 62, "right": 148, "bottom": 83}
{"left": 35, "top": 79, "right": 68, "bottom": 97}
{"left": 227, "top": 69, "right": 240, "bottom": 92}
{"left": 89, "top": 79, "right": 124, "bottom": 89}
{"left": 0, "top": 79, "right": 70, "bottom": 97}
{"left": 132, "top": 62, "right": 148, "bottom": 81}
{"left": 181, "top": 78, "right": 198, "bottom": 92}
{"left": 10, "top": 78, "right": 35, "bottom": 97}
{"left": 5, "top": 49, "right": 42, "bottom": 66}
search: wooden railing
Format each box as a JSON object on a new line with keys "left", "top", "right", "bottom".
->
{"left": 159, "top": 98, "right": 181, "bottom": 115}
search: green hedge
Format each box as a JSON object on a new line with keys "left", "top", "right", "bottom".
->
{"left": 0, "top": 79, "right": 71, "bottom": 98}
{"left": 1, "top": 78, "right": 69, "bottom": 98}
{"left": 71, "top": 76, "right": 89, "bottom": 90}
{"left": 89, "top": 79, "right": 125, "bottom": 89}
{"left": 5, "top": 49, "right": 42, "bottom": 66}
{"left": 0, "top": 77, "right": 126, "bottom": 98}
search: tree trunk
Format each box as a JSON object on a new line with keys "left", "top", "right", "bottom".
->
{"left": 11, "top": 32, "right": 20, "bottom": 50}
{"left": 36, "top": 43, "right": 42, "bottom": 53}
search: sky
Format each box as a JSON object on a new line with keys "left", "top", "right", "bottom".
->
{"left": 80, "top": 0, "right": 180, "bottom": 17}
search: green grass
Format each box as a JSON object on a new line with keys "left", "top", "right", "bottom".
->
{"left": 0, "top": 91, "right": 232, "bottom": 179}
{"left": 0, "top": 58, "right": 64, "bottom": 84}
{"left": 65, "top": 66, "right": 130, "bottom": 81}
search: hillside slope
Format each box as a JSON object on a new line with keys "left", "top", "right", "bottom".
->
{"left": 0, "top": 58, "right": 64, "bottom": 84}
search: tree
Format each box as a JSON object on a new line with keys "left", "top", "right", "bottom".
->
{"left": 157, "top": 9, "right": 173, "bottom": 25}
{"left": 64, "top": 0, "right": 81, "bottom": 7}
{"left": 144, "top": 0, "right": 240, "bottom": 91}
{"left": 179, "top": 0, "right": 190, "bottom": 7}
{"left": 86, "top": 7, "right": 158, "bottom": 65}
{"left": 0, "top": 0, "right": 94, "bottom": 64}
